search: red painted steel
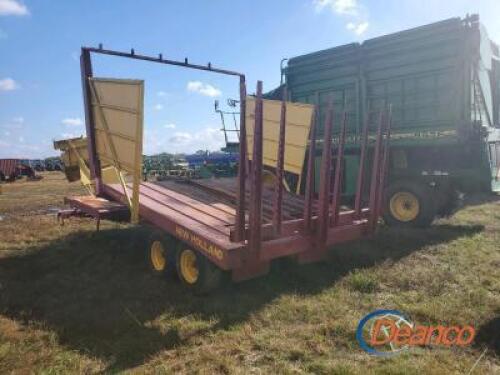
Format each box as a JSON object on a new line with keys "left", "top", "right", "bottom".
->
{"left": 0, "top": 159, "right": 19, "bottom": 178}
{"left": 354, "top": 113, "right": 370, "bottom": 218}
{"left": 376, "top": 107, "right": 392, "bottom": 217}
{"left": 330, "top": 111, "right": 347, "bottom": 227}
{"left": 62, "top": 196, "right": 129, "bottom": 231}
{"left": 74, "top": 46, "right": 392, "bottom": 282}
{"left": 272, "top": 87, "right": 287, "bottom": 235}
{"left": 248, "top": 81, "right": 264, "bottom": 254}
{"left": 316, "top": 100, "right": 334, "bottom": 247}
{"left": 235, "top": 76, "right": 247, "bottom": 242}
{"left": 368, "top": 111, "right": 385, "bottom": 231}
{"left": 303, "top": 93, "right": 318, "bottom": 232}
{"left": 80, "top": 48, "right": 102, "bottom": 195}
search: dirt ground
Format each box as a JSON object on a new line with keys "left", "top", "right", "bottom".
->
{"left": 0, "top": 172, "right": 499, "bottom": 374}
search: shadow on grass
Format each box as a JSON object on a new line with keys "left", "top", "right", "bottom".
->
{"left": 0, "top": 221, "right": 483, "bottom": 371}
{"left": 460, "top": 192, "right": 500, "bottom": 208}
{"left": 474, "top": 316, "right": 500, "bottom": 355}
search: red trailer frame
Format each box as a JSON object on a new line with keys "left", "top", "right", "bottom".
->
{"left": 72, "top": 46, "right": 391, "bottom": 283}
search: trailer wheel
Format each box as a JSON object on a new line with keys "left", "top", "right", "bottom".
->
{"left": 176, "top": 247, "right": 222, "bottom": 294}
{"left": 383, "top": 182, "right": 435, "bottom": 227}
{"left": 437, "top": 189, "right": 461, "bottom": 217}
{"left": 148, "top": 234, "right": 177, "bottom": 278}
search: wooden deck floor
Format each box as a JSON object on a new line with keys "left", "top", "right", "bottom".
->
{"left": 102, "top": 177, "right": 317, "bottom": 249}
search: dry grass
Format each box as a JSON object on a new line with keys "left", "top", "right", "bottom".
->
{"left": 0, "top": 172, "right": 499, "bottom": 374}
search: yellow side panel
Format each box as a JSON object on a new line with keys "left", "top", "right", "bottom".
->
{"left": 89, "top": 78, "right": 144, "bottom": 223}
{"left": 246, "top": 97, "right": 314, "bottom": 176}
{"left": 90, "top": 78, "right": 144, "bottom": 175}
{"left": 101, "top": 166, "right": 121, "bottom": 184}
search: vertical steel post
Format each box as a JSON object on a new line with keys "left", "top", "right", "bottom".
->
{"left": 330, "top": 111, "right": 347, "bottom": 227}
{"left": 316, "top": 100, "right": 334, "bottom": 246}
{"left": 235, "top": 75, "right": 247, "bottom": 242}
{"left": 354, "top": 112, "right": 369, "bottom": 218}
{"left": 376, "top": 106, "right": 392, "bottom": 217}
{"left": 368, "top": 111, "right": 384, "bottom": 231}
{"left": 248, "top": 81, "right": 264, "bottom": 253}
{"left": 303, "top": 103, "right": 317, "bottom": 231}
{"left": 80, "top": 48, "right": 102, "bottom": 195}
{"left": 272, "top": 87, "right": 287, "bottom": 235}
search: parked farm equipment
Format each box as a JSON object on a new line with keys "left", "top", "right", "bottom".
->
{"left": 57, "top": 46, "right": 390, "bottom": 293}
{"left": 0, "top": 159, "right": 38, "bottom": 182}
{"left": 272, "top": 14, "right": 500, "bottom": 227}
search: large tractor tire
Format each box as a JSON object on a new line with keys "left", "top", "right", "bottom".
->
{"left": 383, "top": 181, "right": 436, "bottom": 227}
{"left": 147, "top": 232, "right": 178, "bottom": 278}
{"left": 176, "top": 246, "right": 222, "bottom": 295}
{"left": 436, "top": 188, "right": 461, "bottom": 217}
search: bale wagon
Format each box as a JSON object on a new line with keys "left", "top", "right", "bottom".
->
{"left": 59, "top": 46, "right": 391, "bottom": 293}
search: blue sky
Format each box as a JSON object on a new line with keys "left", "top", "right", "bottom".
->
{"left": 1, "top": 0, "right": 499, "bottom": 158}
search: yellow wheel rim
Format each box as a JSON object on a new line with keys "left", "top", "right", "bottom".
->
{"left": 389, "top": 192, "right": 420, "bottom": 222}
{"left": 150, "top": 240, "right": 166, "bottom": 271}
{"left": 180, "top": 249, "right": 199, "bottom": 284}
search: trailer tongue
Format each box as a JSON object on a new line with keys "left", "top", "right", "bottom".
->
{"left": 59, "top": 46, "right": 391, "bottom": 292}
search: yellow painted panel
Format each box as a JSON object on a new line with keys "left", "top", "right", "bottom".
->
{"left": 95, "top": 108, "right": 139, "bottom": 139}
{"left": 91, "top": 78, "right": 143, "bottom": 110}
{"left": 90, "top": 78, "right": 144, "bottom": 223}
{"left": 101, "top": 166, "right": 121, "bottom": 184}
{"left": 91, "top": 79, "right": 143, "bottom": 175}
{"left": 54, "top": 136, "right": 120, "bottom": 194}
{"left": 246, "top": 97, "right": 314, "bottom": 176}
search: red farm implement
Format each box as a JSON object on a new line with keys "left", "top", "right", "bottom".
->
{"left": 61, "top": 46, "right": 391, "bottom": 292}
{"left": 0, "top": 159, "right": 36, "bottom": 182}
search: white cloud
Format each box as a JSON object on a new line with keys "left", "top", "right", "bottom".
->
{"left": 143, "top": 126, "right": 225, "bottom": 155}
{"left": 346, "top": 21, "right": 369, "bottom": 35}
{"left": 60, "top": 132, "right": 83, "bottom": 139}
{"left": 0, "top": 121, "right": 57, "bottom": 158}
{"left": 154, "top": 103, "right": 164, "bottom": 111}
{"left": 61, "top": 117, "right": 83, "bottom": 127}
{"left": 0, "top": 78, "right": 19, "bottom": 91}
{"left": 0, "top": 142, "right": 47, "bottom": 158}
{"left": 187, "top": 81, "right": 221, "bottom": 97}
{"left": 314, "top": 0, "right": 358, "bottom": 15}
{"left": 0, "top": 0, "right": 29, "bottom": 16}
{"left": 164, "top": 123, "right": 176, "bottom": 129}
{"left": 169, "top": 131, "right": 192, "bottom": 144}
{"left": 157, "top": 91, "right": 167, "bottom": 97}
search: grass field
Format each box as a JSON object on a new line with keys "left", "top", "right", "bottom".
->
{"left": 0, "top": 172, "right": 499, "bottom": 374}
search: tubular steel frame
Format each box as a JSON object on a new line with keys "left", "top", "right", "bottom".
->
{"left": 79, "top": 46, "right": 391, "bottom": 282}
{"left": 80, "top": 45, "right": 249, "bottom": 236}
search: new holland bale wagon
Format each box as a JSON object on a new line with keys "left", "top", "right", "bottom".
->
{"left": 58, "top": 46, "right": 391, "bottom": 293}
{"left": 270, "top": 14, "right": 500, "bottom": 227}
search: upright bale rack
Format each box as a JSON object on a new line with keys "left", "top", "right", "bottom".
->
{"left": 66, "top": 46, "right": 391, "bottom": 293}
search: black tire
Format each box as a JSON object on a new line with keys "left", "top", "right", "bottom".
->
{"left": 436, "top": 189, "right": 461, "bottom": 217}
{"left": 147, "top": 232, "right": 178, "bottom": 278}
{"left": 176, "top": 246, "right": 222, "bottom": 295}
{"left": 383, "top": 181, "right": 436, "bottom": 228}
